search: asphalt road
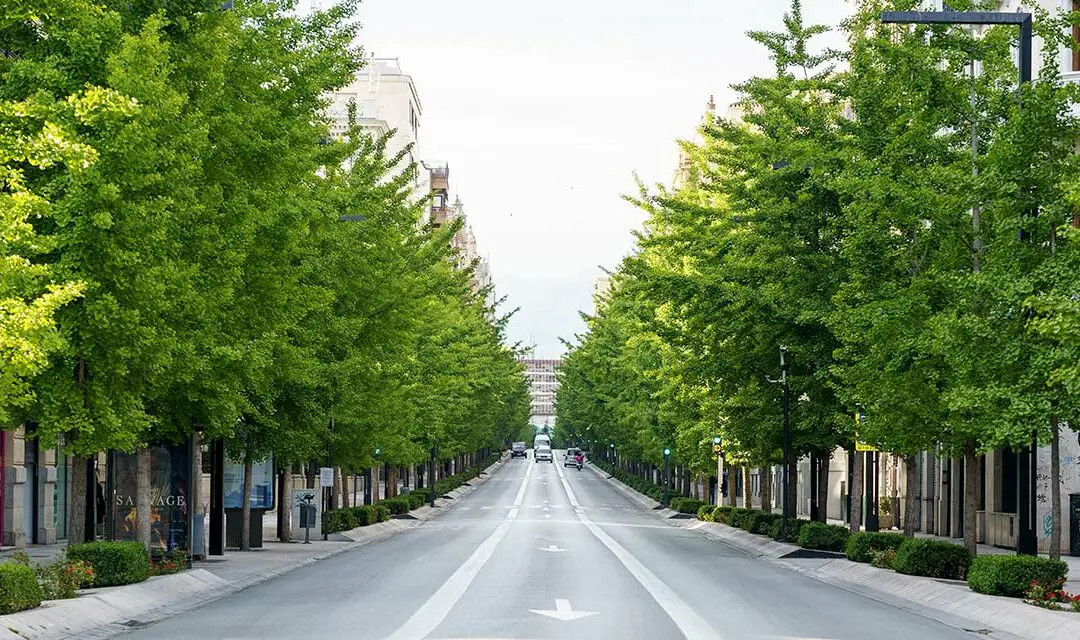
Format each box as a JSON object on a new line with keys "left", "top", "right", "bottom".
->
{"left": 116, "top": 452, "right": 989, "bottom": 640}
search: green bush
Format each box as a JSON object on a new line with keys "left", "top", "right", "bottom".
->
{"left": 893, "top": 539, "right": 970, "bottom": 580}
{"left": 747, "top": 511, "right": 782, "bottom": 535}
{"left": 728, "top": 508, "right": 753, "bottom": 529}
{"left": 66, "top": 541, "right": 150, "bottom": 587}
{"left": 967, "top": 555, "right": 1068, "bottom": 597}
{"left": 404, "top": 491, "right": 426, "bottom": 509}
{"left": 871, "top": 548, "right": 898, "bottom": 569}
{"left": 845, "top": 531, "right": 908, "bottom": 563}
{"left": 0, "top": 563, "right": 43, "bottom": 614}
{"left": 714, "top": 505, "right": 734, "bottom": 523}
{"left": 591, "top": 460, "right": 688, "bottom": 504}
{"left": 374, "top": 504, "right": 390, "bottom": 522}
{"left": 769, "top": 517, "right": 810, "bottom": 541}
{"left": 379, "top": 497, "right": 412, "bottom": 515}
{"left": 696, "top": 504, "right": 716, "bottom": 521}
{"left": 796, "top": 522, "right": 850, "bottom": 551}
{"left": 669, "top": 497, "right": 708, "bottom": 514}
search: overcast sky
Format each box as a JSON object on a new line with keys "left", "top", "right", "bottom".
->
{"left": 334, "top": 0, "right": 853, "bottom": 358}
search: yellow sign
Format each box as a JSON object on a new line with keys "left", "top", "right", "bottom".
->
{"left": 712, "top": 444, "right": 723, "bottom": 454}
{"left": 854, "top": 410, "right": 878, "bottom": 452}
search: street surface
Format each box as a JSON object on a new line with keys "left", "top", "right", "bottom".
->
{"left": 117, "top": 452, "right": 987, "bottom": 640}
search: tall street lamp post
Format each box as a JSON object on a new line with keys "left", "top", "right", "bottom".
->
{"left": 879, "top": 7, "right": 1037, "bottom": 557}
{"left": 662, "top": 448, "right": 671, "bottom": 507}
{"left": 767, "top": 346, "right": 791, "bottom": 541}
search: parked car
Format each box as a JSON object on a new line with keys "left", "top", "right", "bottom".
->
{"left": 534, "top": 445, "right": 553, "bottom": 463}
{"left": 511, "top": 442, "right": 527, "bottom": 458}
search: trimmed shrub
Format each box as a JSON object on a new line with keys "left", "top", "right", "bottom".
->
{"left": 66, "top": 541, "right": 150, "bottom": 587}
{"left": 669, "top": 497, "right": 708, "bottom": 514}
{"left": 0, "top": 563, "right": 43, "bottom": 613}
{"left": 379, "top": 497, "right": 412, "bottom": 515}
{"left": 845, "top": 531, "right": 908, "bottom": 563}
{"left": 404, "top": 491, "right": 426, "bottom": 509}
{"left": 728, "top": 508, "right": 753, "bottom": 529}
{"left": 714, "top": 506, "right": 734, "bottom": 524}
{"left": 747, "top": 511, "right": 782, "bottom": 535}
{"left": 967, "top": 555, "right": 1069, "bottom": 597}
{"left": 797, "top": 522, "right": 850, "bottom": 551}
{"left": 696, "top": 504, "right": 716, "bottom": 521}
{"left": 374, "top": 504, "right": 390, "bottom": 522}
{"left": 893, "top": 539, "right": 970, "bottom": 580}
{"left": 871, "top": 548, "right": 898, "bottom": 569}
{"left": 769, "top": 517, "right": 810, "bottom": 542}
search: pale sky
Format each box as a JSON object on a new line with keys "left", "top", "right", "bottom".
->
{"left": 341, "top": 0, "right": 853, "bottom": 357}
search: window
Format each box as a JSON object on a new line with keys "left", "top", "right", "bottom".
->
{"left": 432, "top": 195, "right": 444, "bottom": 209}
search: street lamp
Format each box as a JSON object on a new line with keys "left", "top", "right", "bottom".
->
{"left": 767, "top": 346, "right": 791, "bottom": 542}
{"left": 880, "top": 7, "right": 1037, "bottom": 556}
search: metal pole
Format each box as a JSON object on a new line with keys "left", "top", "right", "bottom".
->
{"left": 664, "top": 454, "right": 670, "bottom": 507}
{"left": 429, "top": 444, "right": 437, "bottom": 508}
{"left": 209, "top": 439, "right": 224, "bottom": 556}
{"left": 780, "top": 347, "right": 791, "bottom": 543}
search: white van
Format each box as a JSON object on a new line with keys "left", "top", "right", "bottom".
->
{"left": 533, "top": 434, "right": 551, "bottom": 451}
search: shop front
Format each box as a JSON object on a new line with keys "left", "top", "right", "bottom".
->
{"left": 107, "top": 441, "right": 194, "bottom": 558}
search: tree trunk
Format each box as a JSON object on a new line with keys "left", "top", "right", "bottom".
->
{"left": 136, "top": 448, "right": 152, "bottom": 552}
{"left": 850, "top": 449, "right": 863, "bottom": 533}
{"left": 387, "top": 465, "right": 398, "bottom": 498}
{"left": 726, "top": 466, "right": 737, "bottom": 506}
{"left": 816, "top": 452, "right": 830, "bottom": 522}
{"left": 69, "top": 454, "right": 88, "bottom": 543}
{"left": 342, "top": 472, "right": 350, "bottom": 509}
{"left": 904, "top": 454, "right": 918, "bottom": 537}
{"left": 1051, "top": 417, "right": 1062, "bottom": 560}
{"left": 760, "top": 465, "right": 772, "bottom": 514}
{"left": 742, "top": 467, "right": 752, "bottom": 508}
{"left": 241, "top": 457, "right": 253, "bottom": 551}
{"left": 331, "top": 467, "right": 341, "bottom": 510}
{"left": 963, "top": 439, "right": 978, "bottom": 556}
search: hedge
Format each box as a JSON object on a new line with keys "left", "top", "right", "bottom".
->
{"left": 747, "top": 511, "right": 782, "bottom": 535}
{"left": 0, "top": 563, "right": 42, "bottom": 614}
{"left": 696, "top": 504, "right": 717, "bottom": 521}
{"left": 713, "top": 505, "right": 734, "bottom": 523}
{"left": 378, "top": 496, "right": 412, "bottom": 515}
{"left": 669, "top": 497, "right": 708, "bottom": 514}
{"left": 967, "top": 555, "right": 1068, "bottom": 597}
{"left": 728, "top": 508, "right": 754, "bottom": 529}
{"left": 769, "top": 517, "right": 810, "bottom": 542}
{"left": 66, "top": 541, "right": 150, "bottom": 587}
{"left": 323, "top": 504, "right": 390, "bottom": 534}
{"left": 592, "top": 460, "right": 689, "bottom": 503}
{"left": 797, "top": 522, "right": 850, "bottom": 551}
{"left": 845, "top": 531, "right": 907, "bottom": 563}
{"left": 893, "top": 539, "right": 970, "bottom": 580}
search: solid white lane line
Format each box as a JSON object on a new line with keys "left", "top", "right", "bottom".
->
{"left": 554, "top": 463, "right": 721, "bottom": 640}
{"left": 386, "top": 461, "right": 532, "bottom": 640}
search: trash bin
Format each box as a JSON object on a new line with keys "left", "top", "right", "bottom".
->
{"left": 225, "top": 508, "right": 265, "bottom": 548}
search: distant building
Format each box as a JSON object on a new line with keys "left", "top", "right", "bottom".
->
{"left": 593, "top": 276, "right": 612, "bottom": 313}
{"left": 425, "top": 163, "right": 494, "bottom": 301}
{"left": 519, "top": 358, "right": 560, "bottom": 428}
{"left": 328, "top": 58, "right": 422, "bottom": 183}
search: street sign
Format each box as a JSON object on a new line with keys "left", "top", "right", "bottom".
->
{"left": 854, "top": 410, "right": 878, "bottom": 452}
{"left": 319, "top": 467, "right": 334, "bottom": 487}
{"left": 712, "top": 444, "right": 722, "bottom": 455}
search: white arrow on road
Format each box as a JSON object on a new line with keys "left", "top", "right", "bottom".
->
{"left": 538, "top": 544, "right": 566, "bottom": 552}
{"left": 530, "top": 599, "right": 598, "bottom": 622}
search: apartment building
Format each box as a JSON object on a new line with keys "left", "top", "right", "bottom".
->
{"left": 520, "top": 358, "right": 560, "bottom": 428}
{"left": 425, "top": 163, "right": 495, "bottom": 299}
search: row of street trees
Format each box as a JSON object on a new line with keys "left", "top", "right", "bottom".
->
{"left": 1, "top": 0, "right": 530, "bottom": 547}
{"left": 557, "top": 0, "right": 1080, "bottom": 558}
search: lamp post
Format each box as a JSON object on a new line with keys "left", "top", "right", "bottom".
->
{"left": 767, "top": 346, "right": 791, "bottom": 541}
{"left": 879, "top": 7, "right": 1037, "bottom": 557}
{"left": 662, "top": 448, "right": 671, "bottom": 507}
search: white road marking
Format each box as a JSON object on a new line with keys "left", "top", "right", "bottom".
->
{"left": 555, "top": 462, "right": 720, "bottom": 640}
{"left": 538, "top": 545, "right": 566, "bottom": 552}
{"left": 529, "top": 599, "right": 599, "bottom": 621}
{"left": 386, "top": 463, "right": 532, "bottom": 640}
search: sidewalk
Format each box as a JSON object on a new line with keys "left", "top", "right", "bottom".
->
{"left": 595, "top": 470, "right": 1080, "bottom": 640}
{"left": 0, "top": 453, "right": 508, "bottom": 640}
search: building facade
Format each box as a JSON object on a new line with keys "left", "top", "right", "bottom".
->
{"left": 425, "top": 163, "right": 495, "bottom": 299}
{"left": 328, "top": 58, "right": 422, "bottom": 184}
{"left": 520, "top": 358, "right": 560, "bottom": 428}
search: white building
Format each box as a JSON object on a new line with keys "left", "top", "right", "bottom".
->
{"left": 328, "top": 58, "right": 422, "bottom": 182}
{"left": 519, "top": 358, "right": 560, "bottom": 428}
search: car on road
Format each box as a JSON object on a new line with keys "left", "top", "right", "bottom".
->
{"left": 534, "top": 445, "right": 553, "bottom": 463}
{"left": 533, "top": 434, "right": 551, "bottom": 451}
{"left": 564, "top": 447, "right": 583, "bottom": 467}
{"left": 511, "top": 442, "right": 527, "bottom": 458}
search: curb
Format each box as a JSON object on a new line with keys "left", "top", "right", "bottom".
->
{"left": 590, "top": 467, "right": 1080, "bottom": 640}
{"left": 0, "top": 453, "right": 511, "bottom": 640}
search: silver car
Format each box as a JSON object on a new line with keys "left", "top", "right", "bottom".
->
{"left": 534, "top": 445, "right": 553, "bottom": 463}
